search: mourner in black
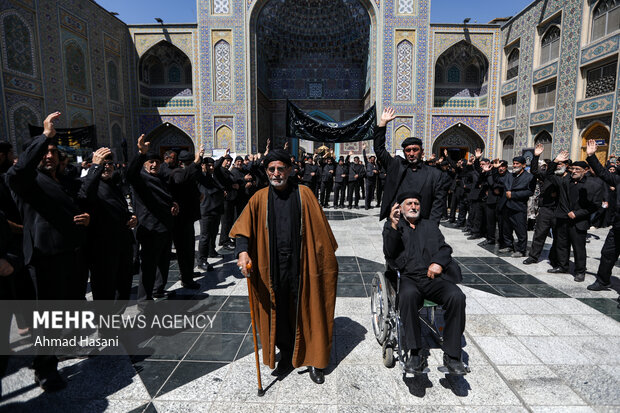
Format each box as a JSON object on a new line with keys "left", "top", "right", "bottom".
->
{"left": 170, "top": 148, "right": 205, "bottom": 289}
{"left": 7, "top": 112, "right": 90, "bottom": 392}
{"left": 546, "top": 152, "right": 601, "bottom": 281}
{"left": 347, "top": 154, "right": 365, "bottom": 209}
{"left": 374, "top": 107, "right": 447, "bottom": 224}
{"left": 466, "top": 150, "right": 489, "bottom": 240}
{"left": 158, "top": 150, "right": 178, "bottom": 182}
{"left": 483, "top": 160, "right": 507, "bottom": 245}
{"left": 383, "top": 191, "right": 467, "bottom": 375}
{"left": 333, "top": 155, "right": 349, "bottom": 208}
{"left": 376, "top": 160, "right": 387, "bottom": 208}
{"left": 495, "top": 156, "right": 536, "bottom": 257}
{"left": 301, "top": 155, "right": 319, "bottom": 196}
{"left": 456, "top": 157, "right": 474, "bottom": 230}
{"left": 198, "top": 157, "right": 225, "bottom": 267}
{"left": 523, "top": 144, "right": 562, "bottom": 265}
{"left": 127, "top": 134, "right": 179, "bottom": 302}
{"left": 586, "top": 139, "right": 620, "bottom": 290}
{"left": 217, "top": 151, "right": 236, "bottom": 249}
{"left": 319, "top": 155, "right": 335, "bottom": 208}
{"left": 79, "top": 147, "right": 137, "bottom": 301}
{"left": 362, "top": 143, "right": 378, "bottom": 209}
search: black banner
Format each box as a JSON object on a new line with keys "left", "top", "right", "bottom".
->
{"left": 286, "top": 100, "right": 376, "bottom": 143}
{"left": 29, "top": 124, "right": 97, "bottom": 149}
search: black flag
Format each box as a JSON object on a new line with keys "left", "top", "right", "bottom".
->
{"left": 28, "top": 124, "right": 97, "bottom": 149}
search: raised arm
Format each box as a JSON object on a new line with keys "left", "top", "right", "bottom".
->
{"left": 373, "top": 107, "right": 397, "bottom": 170}
{"left": 586, "top": 139, "right": 620, "bottom": 187}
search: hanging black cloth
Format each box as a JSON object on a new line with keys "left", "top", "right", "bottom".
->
{"left": 286, "top": 100, "right": 376, "bottom": 143}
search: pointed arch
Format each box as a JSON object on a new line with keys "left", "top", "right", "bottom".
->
{"left": 534, "top": 130, "right": 553, "bottom": 159}
{"left": 215, "top": 125, "right": 233, "bottom": 149}
{"left": 9, "top": 102, "right": 40, "bottom": 152}
{"left": 432, "top": 123, "right": 485, "bottom": 157}
{"left": 64, "top": 40, "right": 87, "bottom": 92}
{"left": 138, "top": 40, "right": 192, "bottom": 87}
{"left": 393, "top": 125, "right": 411, "bottom": 149}
{"left": 396, "top": 39, "right": 413, "bottom": 101}
{"left": 581, "top": 121, "right": 610, "bottom": 162}
{"left": 107, "top": 60, "right": 120, "bottom": 101}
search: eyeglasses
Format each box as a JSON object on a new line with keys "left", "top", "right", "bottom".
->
{"left": 267, "top": 166, "right": 287, "bottom": 173}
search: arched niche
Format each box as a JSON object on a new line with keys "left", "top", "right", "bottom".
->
{"left": 534, "top": 130, "right": 553, "bottom": 160}
{"left": 146, "top": 123, "right": 195, "bottom": 157}
{"left": 432, "top": 123, "right": 485, "bottom": 160}
{"left": 581, "top": 122, "right": 610, "bottom": 163}
{"left": 394, "top": 125, "right": 411, "bottom": 150}
{"left": 215, "top": 125, "right": 233, "bottom": 150}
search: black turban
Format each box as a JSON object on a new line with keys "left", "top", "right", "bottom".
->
{"left": 263, "top": 149, "right": 292, "bottom": 167}
{"left": 178, "top": 150, "right": 194, "bottom": 162}
{"left": 513, "top": 156, "right": 526, "bottom": 164}
{"left": 397, "top": 190, "right": 422, "bottom": 204}
{"left": 202, "top": 156, "right": 215, "bottom": 164}
{"left": 401, "top": 137, "right": 423, "bottom": 148}
{"left": 572, "top": 161, "right": 588, "bottom": 169}
{"left": 145, "top": 151, "right": 162, "bottom": 162}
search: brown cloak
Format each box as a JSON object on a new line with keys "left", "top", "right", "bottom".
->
{"left": 230, "top": 184, "right": 338, "bottom": 369}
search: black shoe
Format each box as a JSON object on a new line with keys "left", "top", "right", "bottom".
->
{"left": 511, "top": 251, "right": 526, "bottom": 258}
{"left": 365, "top": 207, "right": 370, "bottom": 210}
{"left": 587, "top": 281, "right": 611, "bottom": 291}
{"left": 272, "top": 357, "right": 294, "bottom": 377}
{"left": 34, "top": 370, "right": 67, "bottom": 392}
{"left": 443, "top": 354, "right": 467, "bottom": 375}
{"left": 547, "top": 267, "right": 568, "bottom": 274}
{"left": 182, "top": 280, "right": 201, "bottom": 289}
{"left": 573, "top": 273, "right": 585, "bottom": 282}
{"left": 199, "top": 261, "right": 214, "bottom": 271}
{"left": 152, "top": 290, "right": 176, "bottom": 299}
{"left": 481, "top": 239, "right": 495, "bottom": 246}
{"left": 467, "top": 234, "right": 483, "bottom": 240}
{"left": 498, "top": 247, "right": 512, "bottom": 253}
{"left": 309, "top": 367, "right": 324, "bottom": 384}
{"left": 347, "top": 206, "right": 352, "bottom": 209}
{"left": 523, "top": 257, "right": 537, "bottom": 265}
{"left": 404, "top": 353, "right": 428, "bottom": 375}
{"left": 208, "top": 251, "right": 222, "bottom": 258}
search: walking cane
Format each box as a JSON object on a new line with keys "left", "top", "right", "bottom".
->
{"left": 245, "top": 262, "right": 265, "bottom": 396}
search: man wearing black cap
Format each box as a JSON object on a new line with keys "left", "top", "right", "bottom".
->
{"left": 383, "top": 191, "right": 467, "bottom": 375}
{"left": 484, "top": 159, "right": 508, "bottom": 246}
{"left": 586, "top": 139, "right": 620, "bottom": 290}
{"left": 7, "top": 112, "right": 91, "bottom": 391}
{"left": 319, "top": 155, "right": 335, "bottom": 208}
{"left": 362, "top": 142, "right": 379, "bottom": 209}
{"left": 373, "top": 107, "right": 447, "bottom": 223}
{"left": 347, "top": 152, "right": 365, "bottom": 209}
{"left": 333, "top": 154, "right": 349, "bottom": 208}
{"left": 496, "top": 155, "right": 536, "bottom": 257}
{"left": 197, "top": 157, "right": 225, "bottom": 266}
{"left": 301, "top": 155, "right": 319, "bottom": 196}
{"left": 546, "top": 151, "right": 601, "bottom": 281}
{"left": 127, "top": 134, "right": 179, "bottom": 302}
{"left": 169, "top": 148, "right": 205, "bottom": 289}
{"left": 232, "top": 149, "right": 338, "bottom": 385}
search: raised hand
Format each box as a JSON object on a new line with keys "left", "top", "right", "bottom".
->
{"left": 225, "top": 148, "right": 230, "bottom": 157}
{"left": 362, "top": 142, "right": 367, "bottom": 150}
{"left": 378, "top": 107, "right": 396, "bottom": 127}
{"left": 534, "top": 143, "right": 545, "bottom": 157}
{"left": 92, "top": 147, "right": 112, "bottom": 165}
{"left": 43, "top": 112, "right": 62, "bottom": 139}
{"left": 389, "top": 202, "right": 400, "bottom": 230}
{"left": 492, "top": 158, "right": 500, "bottom": 168}
{"left": 349, "top": 151, "right": 353, "bottom": 156}
{"left": 443, "top": 148, "right": 448, "bottom": 157}
{"left": 482, "top": 162, "right": 492, "bottom": 172}
{"left": 586, "top": 139, "right": 597, "bottom": 157}
{"left": 474, "top": 148, "right": 482, "bottom": 159}
{"left": 137, "top": 134, "right": 150, "bottom": 155}
{"left": 283, "top": 141, "right": 289, "bottom": 151}
{"left": 554, "top": 150, "right": 569, "bottom": 163}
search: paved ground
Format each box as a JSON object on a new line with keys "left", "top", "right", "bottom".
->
{"left": 1, "top": 206, "right": 620, "bottom": 412}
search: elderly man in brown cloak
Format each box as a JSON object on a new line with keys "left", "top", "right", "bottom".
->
{"left": 231, "top": 148, "right": 338, "bottom": 385}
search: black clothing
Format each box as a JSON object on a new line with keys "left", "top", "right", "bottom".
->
{"left": 495, "top": 169, "right": 535, "bottom": 253}
{"left": 382, "top": 218, "right": 464, "bottom": 358}
{"left": 527, "top": 156, "right": 559, "bottom": 260}
{"left": 347, "top": 162, "right": 365, "bottom": 207}
{"left": 319, "top": 163, "right": 335, "bottom": 207}
{"left": 363, "top": 149, "right": 378, "bottom": 208}
{"left": 78, "top": 164, "right": 135, "bottom": 300}
{"left": 198, "top": 170, "right": 225, "bottom": 260}
{"left": 158, "top": 162, "right": 177, "bottom": 183}
{"left": 373, "top": 125, "right": 446, "bottom": 223}
{"left": 333, "top": 158, "right": 349, "bottom": 207}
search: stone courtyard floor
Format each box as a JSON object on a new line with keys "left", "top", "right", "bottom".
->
{"left": 1, "top": 206, "right": 620, "bottom": 412}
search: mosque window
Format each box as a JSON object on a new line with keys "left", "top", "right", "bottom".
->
{"left": 168, "top": 65, "right": 181, "bottom": 83}
{"left": 214, "top": 40, "right": 231, "bottom": 101}
{"left": 396, "top": 40, "right": 413, "bottom": 101}
{"left": 585, "top": 61, "right": 617, "bottom": 98}
{"left": 534, "top": 130, "right": 553, "bottom": 159}
{"left": 447, "top": 66, "right": 460, "bottom": 83}
{"left": 535, "top": 81, "right": 556, "bottom": 110}
{"left": 503, "top": 95, "right": 516, "bottom": 118}
{"left": 107, "top": 61, "right": 120, "bottom": 102}
{"left": 592, "top": 0, "right": 620, "bottom": 41}
{"left": 502, "top": 135, "right": 514, "bottom": 161}
{"left": 465, "top": 65, "right": 479, "bottom": 84}
{"left": 506, "top": 48, "right": 519, "bottom": 80}
{"left": 540, "top": 26, "right": 560, "bottom": 65}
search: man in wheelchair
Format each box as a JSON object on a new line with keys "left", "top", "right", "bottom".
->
{"left": 383, "top": 190, "right": 467, "bottom": 375}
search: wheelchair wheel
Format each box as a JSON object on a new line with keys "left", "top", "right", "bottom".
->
{"left": 382, "top": 341, "right": 396, "bottom": 368}
{"left": 371, "top": 273, "right": 389, "bottom": 345}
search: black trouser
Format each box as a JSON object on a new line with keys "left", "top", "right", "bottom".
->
{"left": 449, "top": 190, "right": 460, "bottom": 222}
{"left": 347, "top": 180, "right": 361, "bottom": 207}
{"left": 501, "top": 208, "right": 528, "bottom": 253}
{"left": 172, "top": 218, "right": 196, "bottom": 284}
{"left": 468, "top": 199, "right": 484, "bottom": 236}
{"left": 320, "top": 180, "right": 333, "bottom": 207}
{"left": 137, "top": 227, "right": 172, "bottom": 301}
{"left": 365, "top": 178, "right": 376, "bottom": 209}
{"left": 456, "top": 195, "right": 469, "bottom": 226}
{"left": 199, "top": 213, "right": 220, "bottom": 261}
{"left": 31, "top": 250, "right": 84, "bottom": 376}
{"left": 555, "top": 218, "right": 587, "bottom": 274}
{"left": 399, "top": 275, "right": 466, "bottom": 359}
{"left": 485, "top": 203, "right": 497, "bottom": 242}
{"left": 333, "top": 182, "right": 346, "bottom": 207}
{"left": 88, "top": 233, "right": 134, "bottom": 301}
{"left": 596, "top": 224, "right": 620, "bottom": 285}
{"left": 274, "top": 249, "right": 297, "bottom": 359}
{"left": 377, "top": 179, "right": 385, "bottom": 207}
{"left": 528, "top": 207, "right": 555, "bottom": 261}
{"left": 220, "top": 199, "right": 236, "bottom": 246}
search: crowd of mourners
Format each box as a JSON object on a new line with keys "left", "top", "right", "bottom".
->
{"left": 0, "top": 110, "right": 619, "bottom": 392}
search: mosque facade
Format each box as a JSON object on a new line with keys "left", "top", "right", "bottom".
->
{"left": 0, "top": 0, "right": 618, "bottom": 162}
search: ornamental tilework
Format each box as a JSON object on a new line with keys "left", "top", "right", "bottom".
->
{"left": 501, "top": 79, "right": 518, "bottom": 95}
{"left": 532, "top": 62, "right": 558, "bottom": 84}
{"left": 610, "top": 58, "right": 620, "bottom": 154}
{"left": 398, "top": 0, "right": 414, "bottom": 15}
{"left": 214, "top": 40, "right": 231, "bottom": 101}
{"left": 576, "top": 93, "right": 614, "bottom": 117}
{"left": 396, "top": 40, "right": 413, "bottom": 101}
{"left": 0, "top": 11, "right": 36, "bottom": 77}
{"left": 430, "top": 116, "right": 489, "bottom": 140}
{"left": 581, "top": 34, "right": 619, "bottom": 65}
{"left": 498, "top": 117, "right": 516, "bottom": 131}
{"left": 213, "top": 0, "right": 230, "bottom": 14}
{"left": 530, "top": 108, "right": 555, "bottom": 125}
{"left": 501, "top": 0, "right": 582, "bottom": 153}
{"left": 139, "top": 115, "right": 196, "bottom": 140}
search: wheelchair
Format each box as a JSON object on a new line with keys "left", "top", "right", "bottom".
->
{"left": 370, "top": 268, "right": 443, "bottom": 372}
